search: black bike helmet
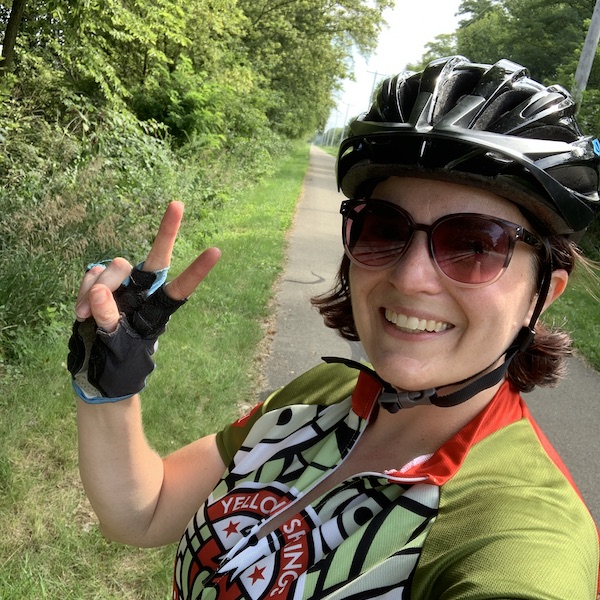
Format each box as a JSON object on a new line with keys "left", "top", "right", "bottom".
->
{"left": 337, "top": 56, "right": 600, "bottom": 235}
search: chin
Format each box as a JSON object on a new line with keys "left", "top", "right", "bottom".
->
{"left": 369, "top": 355, "right": 440, "bottom": 392}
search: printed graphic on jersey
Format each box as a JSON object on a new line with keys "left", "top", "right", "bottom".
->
{"left": 173, "top": 398, "right": 440, "bottom": 599}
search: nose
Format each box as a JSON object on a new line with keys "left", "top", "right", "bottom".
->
{"left": 387, "top": 231, "right": 444, "bottom": 294}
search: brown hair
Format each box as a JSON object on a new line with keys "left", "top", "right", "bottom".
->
{"left": 311, "top": 235, "right": 585, "bottom": 393}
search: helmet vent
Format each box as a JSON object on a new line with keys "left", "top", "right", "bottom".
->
{"left": 432, "top": 71, "right": 480, "bottom": 125}
{"left": 473, "top": 90, "right": 532, "bottom": 131}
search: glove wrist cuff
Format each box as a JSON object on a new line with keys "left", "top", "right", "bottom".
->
{"left": 72, "top": 380, "right": 134, "bottom": 404}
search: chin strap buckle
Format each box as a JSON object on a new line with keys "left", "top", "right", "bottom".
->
{"left": 321, "top": 356, "right": 440, "bottom": 413}
{"left": 378, "top": 388, "right": 437, "bottom": 413}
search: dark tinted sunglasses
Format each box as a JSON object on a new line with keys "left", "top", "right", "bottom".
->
{"left": 340, "top": 199, "right": 544, "bottom": 287}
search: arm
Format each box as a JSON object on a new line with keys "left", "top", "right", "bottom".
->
{"left": 77, "top": 397, "right": 225, "bottom": 547}
{"left": 75, "top": 202, "right": 226, "bottom": 547}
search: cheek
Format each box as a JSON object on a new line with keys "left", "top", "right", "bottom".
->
{"left": 461, "top": 253, "right": 539, "bottom": 332}
{"left": 348, "top": 267, "right": 367, "bottom": 317}
{"left": 486, "top": 257, "right": 539, "bottom": 330}
{"left": 348, "top": 266, "right": 380, "bottom": 331}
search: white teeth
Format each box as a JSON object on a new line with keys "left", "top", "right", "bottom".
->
{"left": 406, "top": 316, "right": 419, "bottom": 330}
{"left": 385, "top": 309, "right": 450, "bottom": 333}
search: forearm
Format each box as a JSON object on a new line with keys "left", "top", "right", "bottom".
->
{"left": 77, "top": 395, "right": 165, "bottom": 546}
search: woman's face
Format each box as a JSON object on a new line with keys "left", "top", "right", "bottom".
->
{"left": 349, "top": 176, "right": 543, "bottom": 392}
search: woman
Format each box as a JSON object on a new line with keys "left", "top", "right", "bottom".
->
{"left": 71, "top": 57, "right": 599, "bottom": 598}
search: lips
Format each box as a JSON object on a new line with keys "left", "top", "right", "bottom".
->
{"left": 384, "top": 308, "right": 452, "bottom": 333}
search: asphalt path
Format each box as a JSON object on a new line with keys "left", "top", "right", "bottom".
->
{"left": 262, "top": 145, "right": 600, "bottom": 525}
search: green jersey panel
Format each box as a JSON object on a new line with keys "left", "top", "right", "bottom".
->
{"left": 412, "top": 416, "right": 599, "bottom": 599}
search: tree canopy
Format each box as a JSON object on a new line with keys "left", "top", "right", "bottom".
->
{"left": 412, "top": 1, "right": 599, "bottom": 84}
{"left": 0, "top": 0, "right": 392, "bottom": 141}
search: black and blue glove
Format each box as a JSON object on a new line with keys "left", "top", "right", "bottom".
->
{"left": 67, "top": 264, "right": 186, "bottom": 404}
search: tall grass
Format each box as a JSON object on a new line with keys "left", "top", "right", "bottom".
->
{"left": 0, "top": 143, "right": 310, "bottom": 599}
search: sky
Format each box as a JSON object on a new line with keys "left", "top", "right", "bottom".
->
{"left": 327, "top": 0, "right": 463, "bottom": 130}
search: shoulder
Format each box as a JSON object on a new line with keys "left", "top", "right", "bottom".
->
{"left": 216, "top": 361, "right": 359, "bottom": 464}
{"left": 413, "top": 417, "right": 599, "bottom": 598}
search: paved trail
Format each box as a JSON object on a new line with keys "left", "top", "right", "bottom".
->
{"left": 262, "top": 146, "right": 600, "bottom": 525}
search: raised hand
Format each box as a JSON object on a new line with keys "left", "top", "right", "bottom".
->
{"left": 69, "top": 201, "right": 221, "bottom": 402}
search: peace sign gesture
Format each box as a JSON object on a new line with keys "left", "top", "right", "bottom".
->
{"left": 69, "top": 202, "right": 221, "bottom": 402}
{"left": 75, "top": 201, "right": 221, "bottom": 330}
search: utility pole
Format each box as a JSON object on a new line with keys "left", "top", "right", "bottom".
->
{"left": 338, "top": 103, "right": 351, "bottom": 146}
{"left": 572, "top": 0, "right": 600, "bottom": 107}
{"left": 367, "top": 70, "right": 381, "bottom": 108}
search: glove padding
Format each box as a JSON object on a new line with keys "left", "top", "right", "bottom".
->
{"left": 68, "top": 266, "right": 186, "bottom": 403}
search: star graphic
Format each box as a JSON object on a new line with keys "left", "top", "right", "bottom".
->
{"left": 223, "top": 520, "right": 240, "bottom": 538}
{"left": 248, "top": 566, "right": 266, "bottom": 585}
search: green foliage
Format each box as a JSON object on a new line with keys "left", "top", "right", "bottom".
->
{"left": 449, "top": 0, "right": 593, "bottom": 82}
{"left": 577, "top": 89, "right": 600, "bottom": 140}
{"left": 408, "top": 33, "right": 458, "bottom": 71}
{"left": 131, "top": 60, "right": 227, "bottom": 147}
{"left": 0, "top": 99, "right": 174, "bottom": 360}
{"left": 236, "top": 0, "right": 394, "bottom": 137}
{"left": 455, "top": 3, "right": 509, "bottom": 65}
{"left": 0, "top": 0, "right": 391, "bottom": 369}
{"left": 414, "top": 1, "right": 593, "bottom": 84}
{"left": 2, "top": 0, "right": 391, "bottom": 141}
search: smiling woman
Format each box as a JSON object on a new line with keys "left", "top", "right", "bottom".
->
{"left": 73, "top": 56, "right": 599, "bottom": 599}
{"left": 343, "top": 177, "right": 552, "bottom": 396}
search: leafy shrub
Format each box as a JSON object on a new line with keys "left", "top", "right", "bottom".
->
{"left": 0, "top": 87, "right": 287, "bottom": 367}
{"left": 0, "top": 100, "right": 179, "bottom": 362}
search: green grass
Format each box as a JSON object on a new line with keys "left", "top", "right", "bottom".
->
{"left": 544, "top": 269, "right": 600, "bottom": 371}
{"left": 319, "top": 145, "right": 338, "bottom": 158}
{"left": 0, "top": 142, "right": 310, "bottom": 599}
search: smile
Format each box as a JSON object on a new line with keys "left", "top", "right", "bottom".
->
{"left": 384, "top": 309, "right": 452, "bottom": 333}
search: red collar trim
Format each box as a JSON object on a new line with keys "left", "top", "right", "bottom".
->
{"left": 351, "top": 371, "right": 382, "bottom": 419}
{"left": 351, "top": 373, "right": 524, "bottom": 486}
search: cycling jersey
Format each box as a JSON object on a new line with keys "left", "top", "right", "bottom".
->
{"left": 173, "top": 362, "right": 599, "bottom": 599}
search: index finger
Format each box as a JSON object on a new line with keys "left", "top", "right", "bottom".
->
{"left": 143, "top": 201, "right": 184, "bottom": 272}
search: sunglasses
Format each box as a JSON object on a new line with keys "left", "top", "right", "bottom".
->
{"left": 340, "top": 199, "right": 544, "bottom": 286}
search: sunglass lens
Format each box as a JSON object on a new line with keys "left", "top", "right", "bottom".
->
{"left": 345, "top": 203, "right": 412, "bottom": 268}
{"left": 432, "top": 217, "right": 511, "bottom": 284}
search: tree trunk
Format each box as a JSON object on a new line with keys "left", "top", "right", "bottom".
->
{"left": 1, "top": 0, "right": 28, "bottom": 76}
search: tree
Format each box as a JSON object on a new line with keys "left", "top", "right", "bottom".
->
{"left": 455, "top": 3, "right": 509, "bottom": 65}
{"left": 452, "top": 0, "right": 593, "bottom": 82}
{"left": 408, "top": 33, "right": 458, "bottom": 71}
{"left": 0, "top": 0, "right": 27, "bottom": 75}
{"left": 500, "top": 0, "right": 591, "bottom": 81}
{"left": 457, "top": 0, "right": 500, "bottom": 26}
{"left": 235, "top": 0, "right": 393, "bottom": 137}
